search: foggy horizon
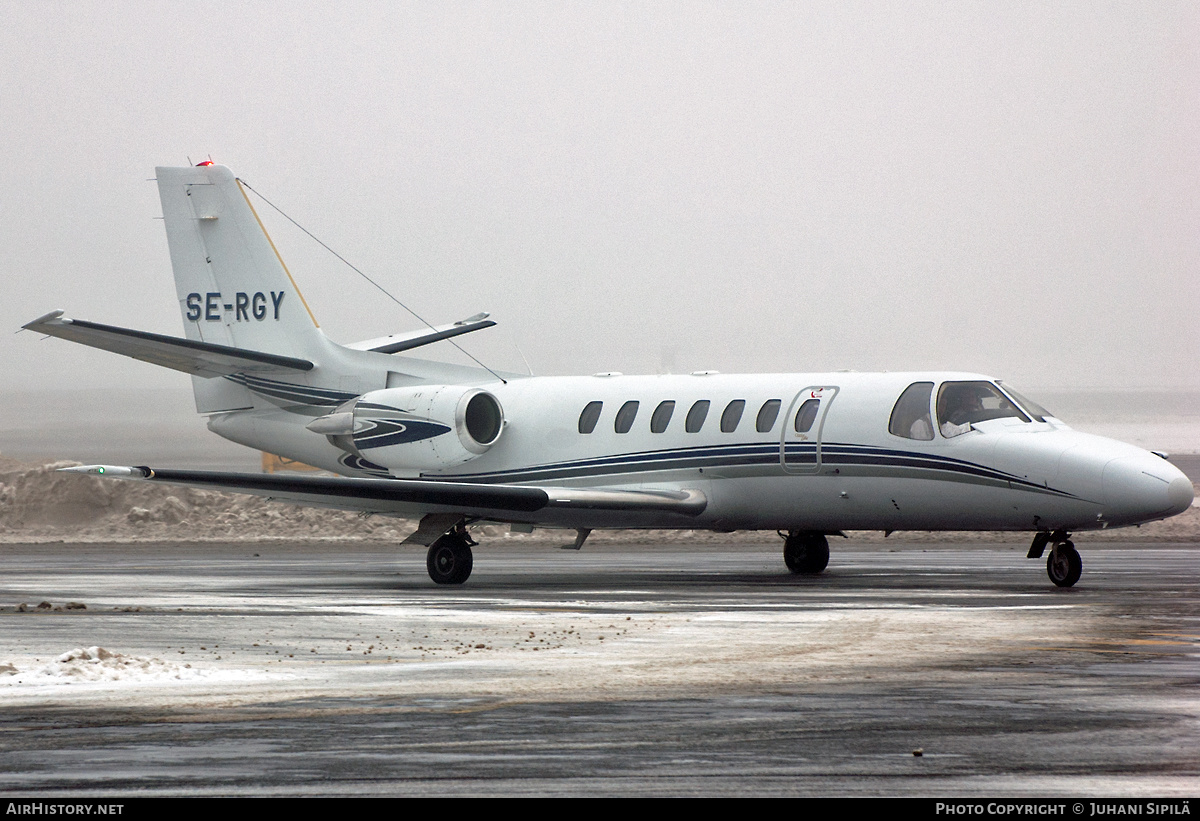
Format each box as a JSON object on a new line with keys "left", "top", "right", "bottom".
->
{"left": 3, "top": 2, "right": 1197, "bottom": 396}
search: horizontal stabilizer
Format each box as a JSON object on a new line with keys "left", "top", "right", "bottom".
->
{"left": 345, "top": 314, "right": 496, "bottom": 354}
{"left": 23, "top": 311, "right": 313, "bottom": 377}
{"left": 58, "top": 465, "right": 708, "bottom": 518}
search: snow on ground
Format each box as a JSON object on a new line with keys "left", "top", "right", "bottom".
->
{"left": 0, "top": 645, "right": 289, "bottom": 692}
{"left": 0, "top": 600, "right": 1068, "bottom": 709}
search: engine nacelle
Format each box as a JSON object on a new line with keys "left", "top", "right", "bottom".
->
{"left": 315, "top": 385, "right": 504, "bottom": 473}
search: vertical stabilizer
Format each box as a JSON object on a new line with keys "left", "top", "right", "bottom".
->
{"left": 156, "top": 163, "right": 326, "bottom": 412}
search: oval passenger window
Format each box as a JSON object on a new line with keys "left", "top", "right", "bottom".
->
{"left": 614, "top": 401, "right": 639, "bottom": 434}
{"left": 685, "top": 401, "right": 710, "bottom": 433}
{"left": 756, "top": 399, "right": 781, "bottom": 432}
{"left": 795, "top": 399, "right": 820, "bottom": 433}
{"left": 650, "top": 401, "right": 675, "bottom": 433}
{"left": 720, "top": 400, "right": 745, "bottom": 433}
{"left": 578, "top": 401, "right": 603, "bottom": 434}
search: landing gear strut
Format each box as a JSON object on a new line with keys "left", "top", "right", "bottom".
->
{"left": 426, "top": 526, "right": 476, "bottom": 585}
{"left": 782, "top": 531, "right": 829, "bottom": 574}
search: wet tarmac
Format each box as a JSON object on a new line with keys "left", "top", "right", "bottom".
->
{"left": 1, "top": 540, "right": 1198, "bottom": 796}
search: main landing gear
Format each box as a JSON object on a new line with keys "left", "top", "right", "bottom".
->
{"left": 426, "top": 525, "right": 476, "bottom": 585}
{"left": 1029, "top": 531, "right": 1082, "bottom": 588}
{"left": 782, "top": 531, "right": 830, "bottom": 575}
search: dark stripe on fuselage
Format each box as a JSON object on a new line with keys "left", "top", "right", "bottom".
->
{"left": 225, "top": 374, "right": 358, "bottom": 408}
{"left": 431, "top": 441, "right": 1076, "bottom": 498}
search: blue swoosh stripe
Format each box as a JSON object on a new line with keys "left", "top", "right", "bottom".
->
{"left": 225, "top": 374, "right": 358, "bottom": 407}
{"left": 354, "top": 420, "right": 452, "bottom": 449}
{"left": 432, "top": 440, "right": 1074, "bottom": 497}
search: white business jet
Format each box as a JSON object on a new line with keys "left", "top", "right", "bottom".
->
{"left": 23, "top": 163, "right": 1193, "bottom": 587}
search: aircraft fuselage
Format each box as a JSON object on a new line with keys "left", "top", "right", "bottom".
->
{"left": 205, "top": 368, "right": 1192, "bottom": 534}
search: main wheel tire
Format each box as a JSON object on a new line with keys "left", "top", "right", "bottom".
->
{"left": 784, "top": 532, "right": 830, "bottom": 574}
{"left": 427, "top": 536, "right": 474, "bottom": 585}
{"left": 1046, "top": 541, "right": 1082, "bottom": 588}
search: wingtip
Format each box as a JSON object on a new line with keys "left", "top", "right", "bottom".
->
{"left": 21, "top": 309, "right": 66, "bottom": 331}
{"left": 57, "top": 465, "right": 146, "bottom": 478}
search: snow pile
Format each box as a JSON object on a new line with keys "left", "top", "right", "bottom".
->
{"left": 10, "top": 646, "right": 204, "bottom": 684}
{"left": 0, "top": 646, "right": 294, "bottom": 688}
{"left": 0, "top": 456, "right": 421, "bottom": 543}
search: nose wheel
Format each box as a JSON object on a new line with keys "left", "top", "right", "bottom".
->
{"left": 782, "top": 531, "right": 830, "bottom": 574}
{"left": 1046, "top": 539, "right": 1082, "bottom": 588}
{"left": 1029, "top": 531, "right": 1083, "bottom": 588}
{"left": 426, "top": 529, "right": 475, "bottom": 585}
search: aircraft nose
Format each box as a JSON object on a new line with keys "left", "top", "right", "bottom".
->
{"left": 1103, "top": 456, "right": 1194, "bottom": 524}
{"left": 1167, "top": 475, "right": 1195, "bottom": 516}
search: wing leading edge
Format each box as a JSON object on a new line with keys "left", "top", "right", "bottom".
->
{"left": 57, "top": 465, "right": 708, "bottom": 519}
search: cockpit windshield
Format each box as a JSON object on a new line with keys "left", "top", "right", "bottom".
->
{"left": 995, "top": 384, "right": 1053, "bottom": 423}
{"left": 936, "top": 381, "right": 1030, "bottom": 438}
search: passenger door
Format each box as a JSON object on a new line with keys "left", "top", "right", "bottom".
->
{"left": 781, "top": 386, "right": 838, "bottom": 474}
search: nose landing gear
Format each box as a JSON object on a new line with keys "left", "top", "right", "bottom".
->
{"left": 1029, "top": 531, "right": 1082, "bottom": 588}
{"left": 1046, "top": 540, "right": 1082, "bottom": 588}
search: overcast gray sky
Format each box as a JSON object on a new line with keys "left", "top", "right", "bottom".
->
{"left": 3, "top": 1, "right": 1197, "bottom": 395}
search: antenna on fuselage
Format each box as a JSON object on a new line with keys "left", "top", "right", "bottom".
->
{"left": 514, "top": 344, "right": 534, "bottom": 376}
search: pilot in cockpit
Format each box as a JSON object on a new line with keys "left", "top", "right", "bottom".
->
{"left": 938, "top": 384, "right": 985, "bottom": 438}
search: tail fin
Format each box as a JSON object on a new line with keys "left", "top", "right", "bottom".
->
{"left": 157, "top": 163, "right": 331, "bottom": 412}
{"left": 157, "top": 163, "right": 324, "bottom": 358}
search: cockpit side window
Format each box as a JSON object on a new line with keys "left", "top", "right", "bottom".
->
{"left": 889, "top": 382, "right": 934, "bottom": 440}
{"left": 937, "top": 380, "right": 1030, "bottom": 438}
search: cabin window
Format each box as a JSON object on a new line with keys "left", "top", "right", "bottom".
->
{"left": 578, "top": 401, "right": 603, "bottom": 434}
{"left": 889, "top": 382, "right": 934, "bottom": 440}
{"left": 614, "top": 400, "right": 640, "bottom": 434}
{"left": 795, "top": 398, "right": 820, "bottom": 433}
{"left": 720, "top": 400, "right": 745, "bottom": 433}
{"left": 756, "top": 399, "right": 781, "bottom": 432}
{"left": 650, "top": 401, "right": 675, "bottom": 433}
{"left": 936, "top": 381, "right": 1030, "bottom": 438}
{"left": 685, "top": 400, "right": 710, "bottom": 433}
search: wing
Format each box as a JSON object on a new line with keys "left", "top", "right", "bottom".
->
{"left": 22, "top": 311, "right": 312, "bottom": 377}
{"left": 58, "top": 465, "right": 708, "bottom": 521}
